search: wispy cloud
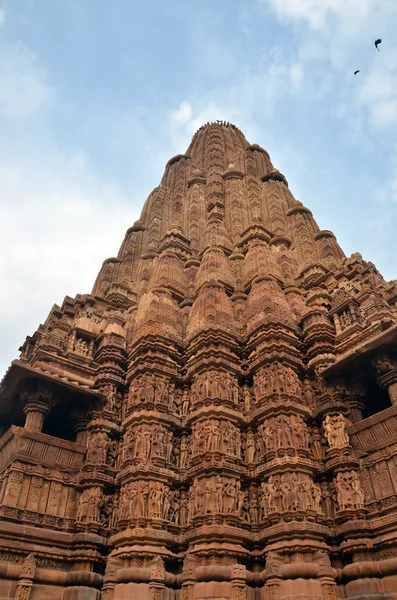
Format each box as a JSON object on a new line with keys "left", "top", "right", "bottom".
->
{"left": 0, "top": 42, "right": 53, "bottom": 120}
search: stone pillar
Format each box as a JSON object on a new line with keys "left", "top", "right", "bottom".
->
{"left": 20, "top": 385, "right": 54, "bottom": 433}
{"left": 231, "top": 564, "right": 246, "bottom": 600}
{"left": 72, "top": 413, "right": 90, "bottom": 445}
{"left": 265, "top": 577, "right": 281, "bottom": 600}
{"left": 320, "top": 576, "right": 337, "bottom": 600}
{"left": 333, "top": 313, "right": 342, "bottom": 335}
{"left": 372, "top": 353, "right": 397, "bottom": 406}
{"left": 15, "top": 553, "right": 36, "bottom": 600}
{"left": 181, "top": 558, "right": 196, "bottom": 600}
{"left": 149, "top": 561, "right": 165, "bottom": 600}
{"left": 23, "top": 399, "right": 51, "bottom": 432}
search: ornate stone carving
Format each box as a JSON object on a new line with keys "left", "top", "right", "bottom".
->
{"left": 2, "top": 121, "right": 397, "bottom": 600}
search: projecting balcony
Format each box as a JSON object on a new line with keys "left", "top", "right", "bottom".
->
{"left": 0, "top": 426, "right": 86, "bottom": 474}
{"left": 0, "top": 427, "right": 86, "bottom": 531}
{"left": 348, "top": 404, "right": 397, "bottom": 454}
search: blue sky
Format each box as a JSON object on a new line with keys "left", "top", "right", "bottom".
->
{"left": 1, "top": 0, "right": 397, "bottom": 375}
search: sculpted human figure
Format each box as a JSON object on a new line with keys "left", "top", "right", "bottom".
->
{"left": 290, "top": 473, "right": 299, "bottom": 510}
{"left": 232, "top": 379, "right": 240, "bottom": 404}
{"left": 311, "top": 426, "right": 324, "bottom": 459}
{"left": 324, "top": 414, "right": 349, "bottom": 449}
{"left": 336, "top": 473, "right": 352, "bottom": 510}
{"left": 77, "top": 490, "right": 90, "bottom": 522}
{"left": 181, "top": 388, "right": 190, "bottom": 416}
{"left": 320, "top": 481, "right": 333, "bottom": 518}
{"left": 110, "top": 492, "right": 119, "bottom": 529}
{"left": 138, "top": 377, "right": 147, "bottom": 402}
{"left": 280, "top": 474, "right": 292, "bottom": 511}
{"left": 180, "top": 436, "right": 189, "bottom": 468}
{"left": 86, "top": 435, "right": 100, "bottom": 464}
{"left": 293, "top": 416, "right": 308, "bottom": 450}
{"left": 204, "top": 479, "right": 213, "bottom": 514}
{"left": 149, "top": 482, "right": 163, "bottom": 518}
{"left": 212, "top": 420, "right": 221, "bottom": 451}
{"left": 243, "top": 385, "right": 252, "bottom": 413}
{"left": 168, "top": 382, "right": 176, "bottom": 409}
{"left": 246, "top": 430, "right": 256, "bottom": 464}
{"left": 312, "top": 482, "right": 322, "bottom": 513}
{"left": 134, "top": 429, "right": 144, "bottom": 458}
{"left": 334, "top": 413, "right": 350, "bottom": 448}
{"left": 248, "top": 491, "right": 258, "bottom": 523}
{"left": 162, "top": 487, "right": 171, "bottom": 520}
{"left": 227, "top": 479, "right": 238, "bottom": 513}
{"left": 351, "top": 471, "right": 365, "bottom": 506}
{"left": 264, "top": 422, "right": 275, "bottom": 451}
{"left": 118, "top": 485, "right": 131, "bottom": 520}
{"left": 179, "top": 491, "right": 188, "bottom": 526}
{"left": 88, "top": 489, "right": 101, "bottom": 522}
{"left": 303, "top": 379, "right": 314, "bottom": 406}
{"left": 278, "top": 365, "right": 287, "bottom": 394}
{"left": 142, "top": 430, "right": 152, "bottom": 459}
{"left": 276, "top": 416, "right": 293, "bottom": 449}
{"left": 169, "top": 490, "right": 180, "bottom": 523}
{"left": 323, "top": 415, "right": 338, "bottom": 449}
{"left": 214, "top": 475, "right": 223, "bottom": 513}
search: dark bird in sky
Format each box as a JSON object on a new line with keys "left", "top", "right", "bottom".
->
{"left": 375, "top": 38, "right": 382, "bottom": 51}
{"left": 354, "top": 70, "right": 360, "bottom": 75}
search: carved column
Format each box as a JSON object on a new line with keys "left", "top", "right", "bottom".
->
{"left": 231, "top": 564, "right": 246, "bottom": 600}
{"left": 72, "top": 411, "right": 90, "bottom": 445}
{"left": 148, "top": 561, "right": 165, "bottom": 600}
{"left": 181, "top": 558, "right": 196, "bottom": 600}
{"left": 20, "top": 385, "right": 53, "bottom": 433}
{"left": 372, "top": 353, "right": 397, "bottom": 405}
{"left": 15, "top": 553, "right": 36, "bottom": 600}
{"left": 320, "top": 576, "right": 337, "bottom": 600}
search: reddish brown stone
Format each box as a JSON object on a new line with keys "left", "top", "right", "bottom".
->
{"left": 1, "top": 121, "right": 397, "bottom": 599}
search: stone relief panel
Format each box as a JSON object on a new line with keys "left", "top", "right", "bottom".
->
{"left": 323, "top": 414, "right": 350, "bottom": 450}
{"left": 257, "top": 415, "right": 310, "bottom": 457}
{"left": 191, "top": 371, "right": 240, "bottom": 405}
{"left": 335, "top": 471, "right": 364, "bottom": 511}
{"left": 122, "top": 424, "right": 174, "bottom": 466}
{"left": 254, "top": 363, "right": 302, "bottom": 403}
{"left": 118, "top": 480, "right": 174, "bottom": 522}
{"left": 186, "top": 476, "right": 243, "bottom": 520}
{"left": 127, "top": 375, "right": 175, "bottom": 410}
{"left": 260, "top": 472, "right": 322, "bottom": 517}
{"left": 190, "top": 419, "right": 241, "bottom": 459}
{"left": 0, "top": 468, "right": 78, "bottom": 526}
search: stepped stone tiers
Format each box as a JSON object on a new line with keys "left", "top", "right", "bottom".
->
{"left": 1, "top": 122, "right": 397, "bottom": 600}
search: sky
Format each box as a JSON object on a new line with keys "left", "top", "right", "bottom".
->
{"left": 1, "top": 0, "right": 397, "bottom": 377}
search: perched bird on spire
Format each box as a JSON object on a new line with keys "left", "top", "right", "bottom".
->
{"left": 375, "top": 38, "right": 382, "bottom": 51}
{"left": 354, "top": 70, "right": 360, "bottom": 76}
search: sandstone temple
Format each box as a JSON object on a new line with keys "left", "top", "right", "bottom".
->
{"left": 1, "top": 122, "right": 397, "bottom": 600}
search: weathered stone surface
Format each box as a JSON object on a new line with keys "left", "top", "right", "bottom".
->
{"left": 1, "top": 121, "right": 397, "bottom": 599}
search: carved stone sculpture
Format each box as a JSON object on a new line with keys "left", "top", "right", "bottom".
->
{"left": 1, "top": 121, "right": 396, "bottom": 600}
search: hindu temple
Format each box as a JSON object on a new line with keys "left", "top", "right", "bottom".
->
{"left": 1, "top": 122, "right": 397, "bottom": 600}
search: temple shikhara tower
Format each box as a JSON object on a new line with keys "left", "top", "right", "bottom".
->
{"left": 2, "top": 122, "right": 397, "bottom": 600}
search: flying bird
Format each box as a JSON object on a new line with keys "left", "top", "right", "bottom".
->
{"left": 375, "top": 38, "right": 382, "bottom": 51}
{"left": 354, "top": 70, "right": 360, "bottom": 75}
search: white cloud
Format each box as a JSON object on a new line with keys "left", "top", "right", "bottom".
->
{"left": 171, "top": 101, "right": 192, "bottom": 125}
{"left": 0, "top": 42, "right": 53, "bottom": 120}
{"left": 0, "top": 151, "right": 136, "bottom": 375}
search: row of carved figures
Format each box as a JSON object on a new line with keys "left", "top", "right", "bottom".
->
{"left": 122, "top": 424, "right": 173, "bottom": 462}
{"left": 190, "top": 420, "right": 241, "bottom": 458}
{"left": 77, "top": 470, "right": 365, "bottom": 530}
{"left": 85, "top": 412, "right": 350, "bottom": 468}
{"left": 76, "top": 467, "right": 365, "bottom": 530}
{"left": 120, "top": 367, "right": 318, "bottom": 417}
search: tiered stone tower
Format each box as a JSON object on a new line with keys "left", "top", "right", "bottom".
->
{"left": 1, "top": 122, "right": 397, "bottom": 600}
